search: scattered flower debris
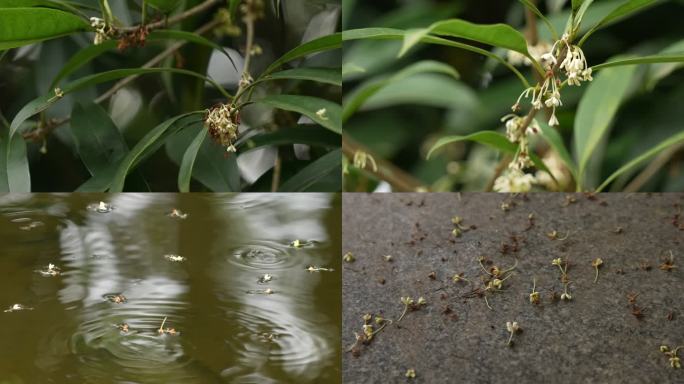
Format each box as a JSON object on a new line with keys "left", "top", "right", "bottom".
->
{"left": 529, "top": 278, "right": 540, "bottom": 305}
{"left": 546, "top": 230, "right": 570, "bottom": 240}
{"left": 116, "top": 323, "right": 130, "bottom": 333}
{"left": 660, "top": 345, "right": 682, "bottom": 369}
{"left": 306, "top": 265, "right": 334, "bottom": 272}
{"left": 343, "top": 252, "right": 355, "bottom": 263}
{"left": 290, "top": 239, "right": 303, "bottom": 248}
{"left": 105, "top": 294, "right": 127, "bottom": 304}
{"left": 3, "top": 304, "right": 33, "bottom": 313}
{"left": 405, "top": 368, "right": 416, "bottom": 379}
{"left": 506, "top": 321, "right": 521, "bottom": 346}
{"left": 659, "top": 251, "right": 676, "bottom": 271}
{"left": 258, "top": 274, "right": 273, "bottom": 283}
{"left": 88, "top": 201, "right": 114, "bottom": 213}
{"left": 167, "top": 209, "right": 188, "bottom": 219}
{"left": 346, "top": 313, "right": 392, "bottom": 356}
{"left": 157, "top": 316, "right": 178, "bottom": 335}
{"left": 36, "top": 263, "right": 61, "bottom": 277}
{"left": 592, "top": 258, "right": 603, "bottom": 283}
{"left": 384, "top": 255, "right": 393, "bottom": 262}
{"left": 19, "top": 221, "right": 44, "bottom": 231}
{"left": 397, "top": 296, "right": 427, "bottom": 322}
{"left": 164, "top": 254, "right": 186, "bottom": 262}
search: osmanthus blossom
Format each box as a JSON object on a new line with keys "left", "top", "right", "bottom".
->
{"left": 498, "top": 32, "right": 593, "bottom": 191}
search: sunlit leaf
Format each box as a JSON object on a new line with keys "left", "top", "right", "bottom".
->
{"left": 0, "top": 128, "right": 30, "bottom": 192}
{"left": 592, "top": 53, "right": 684, "bottom": 71}
{"left": 399, "top": 19, "right": 530, "bottom": 58}
{"left": 238, "top": 126, "right": 339, "bottom": 153}
{"left": 0, "top": 7, "right": 89, "bottom": 50}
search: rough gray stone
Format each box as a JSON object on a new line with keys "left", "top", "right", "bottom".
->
{"left": 343, "top": 193, "right": 684, "bottom": 384}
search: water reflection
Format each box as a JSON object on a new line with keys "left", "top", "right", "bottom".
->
{"left": 0, "top": 193, "right": 341, "bottom": 384}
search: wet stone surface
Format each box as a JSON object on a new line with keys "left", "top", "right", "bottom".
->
{"left": 343, "top": 193, "right": 684, "bottom": 383}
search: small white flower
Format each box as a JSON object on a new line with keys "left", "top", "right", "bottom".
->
{"left": 561, "top": 292, "right": 572, "bottom": 300}
{"left": 541, "top": 52, "right": 557, "bottom": 66}
{"left": 164, "top": 254, "right": 186, "bottom": 262}
{"left": 548, "top": 112, "right": 559, "bottom": 127}
{"left": 315, "top": 108, "right": 329, "bottom": 121}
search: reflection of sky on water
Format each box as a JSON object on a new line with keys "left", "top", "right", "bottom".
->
{"left": 215, "top": 193, "right": 336, "bottom": 382}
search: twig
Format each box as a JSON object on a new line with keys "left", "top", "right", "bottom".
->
{"left": 271, "top": 149, "right": 281, "bottom": 192}
{"left": 22, "top": 19, "right": 220, "bottom": 142}
{"left": 118, "top": 0, "right": 222, "bottom": 33}
{"left": 343, "top": 133, "right": 428, "bottom": 192}
{"left": 233, "top": 7, "right": 256, "bottom": 105}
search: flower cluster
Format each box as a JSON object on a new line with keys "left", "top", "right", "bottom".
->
{"left": 660, "top": 345, "right": 682, "bottom": 369}
{"left": 506, "top": 321, "right": 521, "bottom": 346}
{"left": 493, "top": 114, "right": 541, "bottom": 192}
{"left": 205, "top": 104, "right": 240, "bottom": 152}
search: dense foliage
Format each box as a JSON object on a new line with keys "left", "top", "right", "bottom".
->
{"left": 343, "top": 0, "right": 684, "bottom": 192}
{"left": 0, "top": 0, "right": 341, "bottom": 192}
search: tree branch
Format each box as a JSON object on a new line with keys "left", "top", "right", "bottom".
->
{"left": 118, "top": 0, "right": 222, "bottom": 33}
{"left": 343, "top": 134, "right": 428, "bottom": 192}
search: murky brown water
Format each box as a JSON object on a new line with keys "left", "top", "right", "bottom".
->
{"left": 0, "top": 193, "right": 341, "bottom": 384}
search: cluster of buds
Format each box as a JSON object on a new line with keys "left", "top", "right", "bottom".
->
{"left": 493, "top": 114, "right": 541, "bottom": 192}
{"left": 352, "top": 150, "right": 378, "bottom": 172}
{"left": 90, "top": 17, "right": 112, "bottom": 45}
{"left": 205, "top": 104, "right": 240, "bottom": 153}
{"left": 552, "top": 257, "right": 572, "bottom": 300}
{"left": 347, "top": 313, "right": 391, "bottom": 356}
{"left": 397, "top": 296, "right": 427, "bottom": 322}
{"left": 240, "top": 0, "right": 265, "bottom": 22}
{"left": 506, "top": 321, "right": 521, "bottom": 346}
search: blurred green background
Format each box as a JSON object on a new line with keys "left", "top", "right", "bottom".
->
{"left": 0, "top": 0, "right": 341, "bottom": 192}
{"left": 342, "top": 0, "right": 684, "bottom": 192}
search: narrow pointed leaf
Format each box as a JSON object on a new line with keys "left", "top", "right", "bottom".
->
{"left": 260, "top": 67, "right": 341, "bottom": 86}
{"left": 400, "top": 19, "right": 530, "bottom": 58}
{"left": 592, "top": 53, "right": 684, "bottom": 71}
{"left": 343, "top": 60, "right": 458, "bottom": 121}
{"left": 178, "top": 126, "right": 208, "bottom": 192}
{"left": 263, "top": 33, "right": 342, "bottom": 75}
{"left": 0, "top": 8, "right": 89, "bottom": 50}
{"left": 110, "top": 112, "right": 203, "bottom": 192}
{"left": 279, "top": 149, "right": 341, "bottom": 192}
{"left": 256, "top": 95, "right": 341, "bottom": 134}
{"left": 574, "top": 64, "right": 637, "bottom": 187}
{"left": 597, "top": 131, "right": 684, "bottom": 192}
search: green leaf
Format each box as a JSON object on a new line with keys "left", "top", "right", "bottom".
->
{"left": 517, "top": 0, "right": 558, "bottom": 40}
{"left": 279, "top": 149, "right": 341, "bottom": 192}
{"left": 110, "top": 112, "right": 203, "bottom": 192}
{"left": 11, "top": 67, "right": 229, "bottom": 138}
{"left": 263, "top": 33, "right": 342, "bottom": 75}
{"left": 237, "top": 126, "right": 340, "bottom": 153}
{"left": 591, "top": 53, "right": 684, "bottom": 71}
{"left": 0, "top": 0, "right": 87, "bottom": 17}
{"left": 50, "top": 30, "right": 237, "bottom": 89}
{"left": 255, "top": 95, "right": 341, "bottom": 134}
{"left": 342, "top": 28, "right": 531, "bottom": 87}
{"left": 0, "top": 128, "right": 30, "bottom": 192}
{"left": 352, "top": 72, "right": 474, "bottom": 113}
{"left": 578, "top": 0, "right": 661, "bottom": 46}
{"left": 145, "top": 0, "right": 181, "bottom": 12}
{"left": 571, "top": 0, "right": 584, "bottom": 12}
{"left": 427, "top": 131, "right": 518, "bottom": 159}
{"left": 0, "top": 7, "right": 89, "bottom": 50}
{"left": 178, "top": 127, "right": 208, "bottom": 192}
{"left": 343, "top": 60, "right": 458, "bottom": 121}
{"left": 426, "top": 130, "right": 552, "bottom": 177}
{"left": 597, "top": 130, "right": 684, "bottom": 192}
{"left": 400, "top": 19, "right": 529, "bottom": 58}
{"left": 260, "top": 67, "right": 342, "bottom": 86}
{"left": 645, "top": 40, "right": 684, "bottom": 89}
{"left": 70, "top": 102, "right": 128, "bottom": 176}
{"left": 166, "top": 127, "right": 240, "bottom": 192}
{"left": 574, "top": 64, "right": 637, "bottom": 188}
{"left": 538, "top": 121, "right": 578, "bottom": 180}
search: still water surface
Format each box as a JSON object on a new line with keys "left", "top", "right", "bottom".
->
{"left": 0, "top": 193, "right": 341, "bottom": 384}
